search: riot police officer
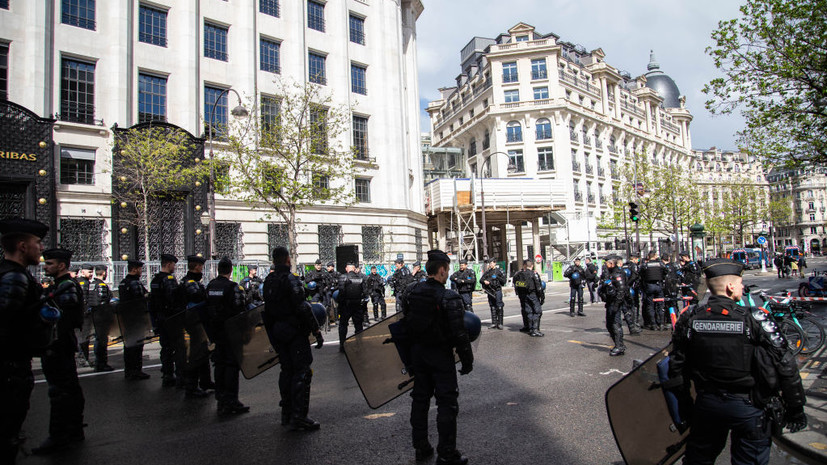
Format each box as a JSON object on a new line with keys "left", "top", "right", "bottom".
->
{"left": 324, "top": 261, "right": 339, "bottom": 325}
{"left": 119, "top": 260, "right": 151, "bottom": 381}
{"left": 35, "top": 248, "right": 86, "bottom": 454}
{"left": 263, "top": 247, "right": 324, "bottom": 430}
{"left": 450, "top": 260, "right": 477, "bottom": 314}
{"left": 678, "top": 251, "right": 701, "bottom": 304}
{"left": 303, "top": 259, "right": 327, "bottom": 304}
{"left": 514, "top": 259, "right": 544, "bottom": 337}
{"left": 76, "top": 263, "right": 93, "bottom": 367}
{"left": 598, "top": 256, "right": 627, "bottom": 356}
{"left": 618, "top": 257, "right": 641, "bottom": 334}
{"left": 365, "top": 266, "right": 387, "bottom": 320}
{"left": 640, "top": 251, "right": 667, "bottom": 330}
{"left": 88, "top": 265, "right": 113, "bottom": 372}
{"left": 667, "top": 259, "right": 807, "bottom": 464}
{"left": 337, "top": 262, "right": 367, "bottom": 352}
{"left": 412, "top": 261, "right": 427, "bottom": 282}
{"left": 480, "top": 258, "right": 506, "bottom": 329}
{"left": 662, "top": 255, "right": 680, "bottom": 325}
{"left": 178, "top": 255, "right": 212, "bottom": 398}
{"left": 584, "top": 257, "right": 599, "bottom": 304}
{"left": 150, "top": 254, "right": 184, "bottom": 387}
{"left": 389, "top": 258, "right": 414, "bottom": 314}
{"left": 240, "top": 264, "right": 263, "bottom": 304}
{"left": 625, "top": 254, "right": 642, "bottom": 325}
{"left": 402, "top": 249, "right": 472, "bottom": 465}
{"left": 0, "top": 218, "right": 49, "bottom": 463}
{"left": 207, "top": 257, "right": 249, "bottom": 415}
{"left": 564, "top": 258, "right": 585, "bottom": 317}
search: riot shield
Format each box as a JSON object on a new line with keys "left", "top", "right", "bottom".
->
{"left": 225, "top": 304, "right": 279, "bottom": 380}
{"left": 91, "top": 303, "right": 121, "bottom": 344}
{"left": 115, "top": 298, "right": 155, "bottom": 348}
{"left": 605, "top": 344, "right": 689, "bottom": 465}
{"left": 184, "top": 302, "right": 212, "bottom": 362}
{"left": 80, "top": 311, "right": 95, "bottom": 341}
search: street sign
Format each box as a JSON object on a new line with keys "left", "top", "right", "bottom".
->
{"left": 534, "top": 254, "right": 542, "bottom": 263}
{"left": 757, "top": 236, "right": 767, "bottom": 246}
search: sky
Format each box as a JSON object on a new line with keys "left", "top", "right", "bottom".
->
{"left": 415, "top": 0, "right": 746, "bottom": 151}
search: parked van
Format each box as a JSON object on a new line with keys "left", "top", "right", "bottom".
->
{"left": 785, "top": 246, "right": 801, "bottom": 259}
{"left": 732, "top": 248, "right": 768, "bottom": 270}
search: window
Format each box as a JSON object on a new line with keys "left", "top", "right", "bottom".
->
{"left": 508, "top": 149, "right": 524, "bottom": 173}
{"left": 482, "top": 130, "right": 490, "bottom": 150}
{"left": 535, "top": 118, "right": 552, "bottom": 140}
{"left": 353, "top": 115, "right": 368, "bottom": 160}
{"left": 309, "top": 52, "right": 326, "bottom": 84}
{"left": 308, "top": 0, "right": 325, "bottom": 32}
{"left": 260, "top": 38, "right": 281, "bottom": 73}
{"left": 58, "top": 218, "right": 104, "bottom": 261}
{"left": 318, "top": 225, "right": 340, "bottom": 261}
{"left": 139, "top": 4, "right": 167, "bottom": 46}
{"left": 469, "top": 138, "right": 477, "bottom": 156}
{"left": 351, "top": 63, "right": 367, "bottom": 95}
{"left": 533, "top": 86, "right": 549, "bottom": 100}
{"left": 60, "top": 147, "right": 95, "bottom": 185}
{"left": 506, "top": 121, "right": 522, "bottom": 143}
{"left": 260, "top": 0, "right": 280, "bottom": 17}
{"left": 60, "top": 58, "right": 95, "bottom": 124}
{"left": 515, "top": 35, "right": 529, "bottom": 42}
{"left": 0, "top": 42, "right": 7, "bottom": 101}
{"left": 138, "top": 73, "right": 166, "bottom": 123}
{"left": 215, "top": 222, "right": 243, "bottom": 260}
{"left": 204, "top": 22, "right": 228, "bottom": 61}
{"left": 538, "top": 147, "right": 554, "bottom": 171}
{"left": 204, "top": 86, "right": 228, "bottom": 138}
{"left": 811, "top": 227, "right": 818, "bottom": 234}
{"left": 0, "top": 0, "right": 7, "bottom": 9}
{"left": 313, "top": 174, "right": 329, "bottom": 196}
{"left": 362, "top": 226, "right": 383, "bottom": 263}
{"left": 349, "top": 14, "right": 365, "bottom": 45}
{"left": 309, "top": 106, "right": 327, "bottom": 154}
{"left": 504, "top": 89, "right": 519, "bottom": 103}
{"left": 62, "top": 0, "right": 95, "bottom": 30}
{"left": 810, "top": 214, "right": 816, "bottom": 222}
{"left": 261, "top": 95, "right": 280, "bottom": 133}
{"left": 502, "top": 62, "right": 518, "bottom": 83}
{"left": 355, "top": 178, "right": 371, "bottom": 203}
{"left": 531, "top": 58, "right": 547, "bottom": 80}
{"left": 809, "top": 201, "right": 815, "bottom": 210}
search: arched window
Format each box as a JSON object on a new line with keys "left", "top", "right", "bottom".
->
{"left": 506, "top": 121, "right": 522, "bottom": 143}
{"left": 535, "top": 118, "right": 552, "bottom": 140}
{"left": 482, "top": 130, "right": 490, "bottom": 149}
{"left": 469, "top": 138, "right": 477, "bottom": 156}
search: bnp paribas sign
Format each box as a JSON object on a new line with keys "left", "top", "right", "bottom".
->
{"left": 0, "top": 150, "right": 38, "bottom": 162}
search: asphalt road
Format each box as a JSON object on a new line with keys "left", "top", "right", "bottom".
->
{"left": 18, "top": 261, "right": 826, "bottom": 465}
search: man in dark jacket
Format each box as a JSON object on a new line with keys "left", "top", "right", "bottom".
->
{"left": 337, "top": 262, "right": 367, "bottom": 352}
{"left": 403, "top": 249, "right": 473, "bottom": 465}
{"left": 239, "top": 264, "right": 263, "bottom": 304}
{"left": 449, "top": 260, "right": 477, "bottom": 313}
{"left": 480, "top": 258, "right": 506, "bottom": 329}
{"left": 598, "top": 256, "right": 628, "bottom": 356}
{"left": 584, "top": 257, "right": 599, "bottom": 304}
{"left": 263, "top": 247, "right": 324, "bottom": 430}
{"left": 514, "top": 260, "right": 544, "bottom": 337}
{"left": 564, "top": 258, "right": 585, "bottom": 317}
{"left": 88, "top": 265, "right": 113, "bottom": 372}
{"left": 389, "top": 258, "right": 414, "bottom": 314}
{"left": 178, "top": 255, "right": 212, "bottom": 398}
{"left": 365, "top": 266, "right": 387, "bottom": 320}
{"left": 150, "top": 254, "right": 183, "bottom": 387}
{"left": 119, "top": 260, "right": 151, "bottom": 381}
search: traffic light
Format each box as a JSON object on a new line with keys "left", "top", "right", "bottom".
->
{"left": 629, "top": 202, "right": 639, "bottom": 222}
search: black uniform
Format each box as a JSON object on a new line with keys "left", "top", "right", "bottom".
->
{"left": 263, "top": 264, "right": 322, "bottom": 429}
{"left": 389, "top": 265, "right": 415, "bottom": 314}
{"left": 513, "top": 268, "right": 544, "bottom": 336}
{"left": 150, "top": 271, "right": 184, "bottom": 385}
{"left": 178, "top": 272, "right": 212, "bottom": 394}
{"left": 239, "top": 274, "right": 263, "bottom": 304}
{"left": 480, "top": 266, "right": 506, "bottom": 329}
{"left": 564, "top": 264, "right": 585, "bottom": 316}
{"left": 449, "top": 267, "right": 477, "bottom": 313}
{"left": 75, "top": 276, "right": 92, "bottom": 364}
{"left": 403, "top": 277, "right": 473, "bottom": 463}
{"left": 365, "top": 272, "right": 387, "bottom": 320}
{"left": 640, "top": 259, "right": 667, "bottom": 329}
{"left": 620, "top": 263, "right": 641, "bottom": 334}
{"left": 42, "top": 273, "right": 86, "bottom": 447}
{"left": 662, "top": 261, "right": 680, "bottom": 324}
{"left": 87, "top": 277, "right": 112, "bottom": 370}
{"left": 206, "top": 275, "right": 248, "bottom": 413}
{"left": 303, "top": 268, "right": 327, "bottom": 304}
{"left": 0, "top": 258, "right": 45, "bottom": 463}
{"left": 337, "top": 271, "right": 367, "bottom": 350}
{"left": 599, "top": 267, "right": 627, "bottom": 355}
{"left": 119, "top": 274, "right": 149, "bottom": 378}
{"left": 668, "top": 294, "right": 806, "bottom": 464}
{"left": 324, "top": 265, "right": 340, "bottom": 324}
{"left": 412, "top": 270, "right": 427, "bottom": 282}
{"left": 584, "top": 262, "right": 599, "bottom": 303}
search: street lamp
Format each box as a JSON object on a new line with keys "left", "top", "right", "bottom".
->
{"left": 207, "top": 88, "right": 248, "bottom": 258}
{"left": 478, "top": 151, "right": 515, "bottom": 261}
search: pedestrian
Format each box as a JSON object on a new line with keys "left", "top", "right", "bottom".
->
{"left": 240, "top": 264, "right": 264, "bottom": 304}
{"left": 564, "top": 258, "right": 585, "bottom": 317}
{"left": 450, "top": 259, "right": 477, "bottom": 313}
{"left": 150, "top": 254, "right": 185, "bottom": 387}
{"left": 640, "top": 251, "right": 667, "bottom": 330}
{"left": 262, "top": 247, "right": 324, "bottom": 430}
{"left": 119, "top": 260, "right": 151, "bottom": 380}
{"left": 799, "top": 255, "right": 808, "bottom": 275}
{"left": 336, "top": 262, "right": 367, "bottom": 352}
{"left": 0, "top": 218, "right": 49, "bottom": 463}
{"left": 35, "top": 248, "right": 86, "bottom": 454}
{"left": 207, "top": 257, "right": 250, "bottom": 415}
{"left": 791, "top": 258, "right": 799, "bottom": 277}
{"left": 480, "top": 258, "right": 506, "bottom": 329}
{"left": 667, "top": 258, "right": 807, "bottom": 463}
{"left": 366, "top": 265, "right": 387, "bottom": 320}
{"left": 402, "top": 249, "right": 473, "bottom": 465}
{"left": 773, "top": 254, "right": 783, "bottom": 278}
{"left": 178, "top": 255, "right": 213, "bottom": 398}
{"left": 513, "top": 259, "right": 544, "bottom": 337}
{"left": 88, "top": 265, "right": 113, "bottom": 372}
{"left": 598, "top": 256, "right": 627, "bottom": 356}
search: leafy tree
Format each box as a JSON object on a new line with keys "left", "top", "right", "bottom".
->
{"left": 704, "top": 0, "right": 827, "bottom": 165}
{"left": 112, "top": 125, "right": 210, "bottom": 261}
{"left": 222, "top": 79, "right": 359, "bottom": 269}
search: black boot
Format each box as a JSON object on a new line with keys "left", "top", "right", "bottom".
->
{"left": 497, "top": 307, "right": 504, "bottom": 329}
{"left": 489, "top": 309, "right": 498, "bottom": 329}
{"left": 569, "top": 302, "right": 575, "bottom": 317}
{"left": 415, "top": 442, "right": 435, "bottom": 461}
{"left": 436, "top": 451, "right": 469, "bottom": 465}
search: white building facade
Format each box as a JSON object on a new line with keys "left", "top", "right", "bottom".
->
{"left": 767, "top": 166, "right": 827, "bottom": 255}
{"left": 0, "top": 0, "right": 426, "bottom": 266}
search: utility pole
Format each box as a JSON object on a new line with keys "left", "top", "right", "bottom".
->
{"left": 623, "top": 203, "right": 630, "bottom": 257}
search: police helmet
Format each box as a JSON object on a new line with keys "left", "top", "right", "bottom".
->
{"left": 541, "top": 281, "right": 547, "bottom": 290}
{"left": 332, "top": 290, "right": 340, "bottom": 302}
{"left": 571, "top": 272, "right": 580, "bottom": 280}
{"left": 624, "top": 268, "right": 631, "bottom": 277}
{"left": 306, "top": 281, "right": 318, "bottom": 291}
{"left": 464, "top": 312, "right": 482, "bottom": 342}
{"left": 310, "top": 302, "right": 327, "bottom": 327}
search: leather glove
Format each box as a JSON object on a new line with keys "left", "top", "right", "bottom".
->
{"left": 458, "top": 350, "right": 473, "bottom": 375}
{"left": 785, "top": 408, "right": 807, "bottom": 433}
{"left": 458, "top": 361, "right": 473, "bottom": 375}
{"left": 314, "top": 331, "right": 324, "bottom": 349}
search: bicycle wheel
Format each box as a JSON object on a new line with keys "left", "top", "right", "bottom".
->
{"left": 779, "top": 320, "right": 805, "bottom": 356}
{"left": 798, "top": 316, "right": 825, "bottom": 354}
{"left": 798, "top": 283, "right": 810, "bottom": 297}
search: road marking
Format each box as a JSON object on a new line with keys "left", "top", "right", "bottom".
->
{"left": 364, "top": 413, "right": 395, "bottom": 420}
{"left": 36, "top": 363, "right": 163, "bottom": 384}
{"left": 600, "top": 369, "right": 628, "bottom": 376}
{"left": 567, "top": 340, "right": 612, "bottom": 349}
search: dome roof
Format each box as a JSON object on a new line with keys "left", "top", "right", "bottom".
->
{"left": 644, "top": 50, "right": 681, "bottom": 108}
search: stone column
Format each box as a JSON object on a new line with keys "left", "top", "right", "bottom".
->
{"left": 500, "top": 225, "right": 508, "bottom": 262}
{"left": 515, "top": 223, "right": 524, "bottom": 265}
{"left": 436, "top": 212, "right": 447, "bottom": 251}
{"left": 532, "top": 219, "right": 541, "bottom": 260}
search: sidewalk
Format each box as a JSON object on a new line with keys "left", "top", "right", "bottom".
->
{"left": 773, "top": 344, "right": 827, "bottom": 464}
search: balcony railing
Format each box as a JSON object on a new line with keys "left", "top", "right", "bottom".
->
{"left": 598, "top": 167, "right": 606, "bottom": 178}
{"left": 582, "top": 135, "right": 592, "bottom": 146}
{"left": 585, "top": 164, "right": 593, "bottom": 175}
{"left": 608, "top": 144, "right": 618, "bottom": 154}
{"left": 572, "top": 161, "right": 581, "bottom": 172}
{"left": 595, "top": 140, "right": 603, "bottom": 150}
{"left": 574, "top": 191, "right": 583, "bottom": 202}
{"left": 588, "top": 194, "right": 595, "bottom": 204}
{"left": 531, "top": 69, "right": 548, "bottom": 80}
{"left": 569, "top": 130, "right": 578, "bottom": 142}
{"left": 621, "top": 100, "right": 645, "bottom": 117}
{"left": 503, "top": 72, "right": 519, "bottom": 83}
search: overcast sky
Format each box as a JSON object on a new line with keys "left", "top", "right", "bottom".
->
{"left": 415, "top": 0, "right": 746, "bottom": 151}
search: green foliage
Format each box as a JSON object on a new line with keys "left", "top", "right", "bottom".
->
{"left": 704, "top": 0, "right": 827, "bottom": 165}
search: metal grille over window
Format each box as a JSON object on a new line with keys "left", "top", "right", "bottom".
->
{"left": 60, "top": 58, "right": 95, "bottom": 124}
{"left": 259, "top": 0, "right": 280, "bottom": 17}
{"left": 362, "top": 226, "right": 383, "bottom": 263}
{"left": 318, "top": 225, "right": 341, "bottom": 263}
{"left": 351, "top": 64, "right": 367, "bottom": 95}
{"left": 215, "top": 222, "right": 243, "bottom": 260}
{"left": 0, "top": 42, "right": 8, "bottom": 101}
{"left": 60, "top": 147, "right": 95, "bottom": 185}
{"left": 136, "top": 196, "right": 186, "bottom": 260}
{"left": 204, "top": 22, "right": 228, "bottom": 61}
{"left": 138, "top": 73, "right": 167, "bottom": 123}
{"left": 353, "top": 116, "right": 368, "bottom": 160}
{"left": 349, "top": 15, "right": 365, "bottom": 45}
{"left": 268, "top": 223, "right": 289, "bottom": 252}
{"left": 139, "top": 4, "right": 167, "bottom": 46}
{"left": 62, "top": 0, "right": 96, "bottom": 30}
{"left": 415, "top": 229, "right": 423, "bottom": 261}
{"left": 59, "top": 218, "right": 105, "bottom": 261}
{"left": 307, "top": 1, "right": 325, "bottom": 32}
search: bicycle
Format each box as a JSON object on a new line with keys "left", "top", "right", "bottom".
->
{"left": 740, "top": 285, "right": 810, "bottom": 356}
{"left": 759, "top": 291, "right": 825, "bottom": 355}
